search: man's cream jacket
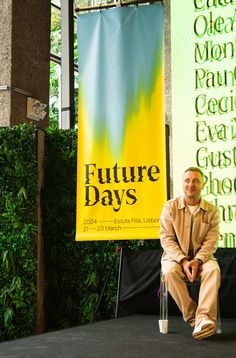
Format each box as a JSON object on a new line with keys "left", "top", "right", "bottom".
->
{"left": 160, "top": 195, "right": 219, "bottom": 264}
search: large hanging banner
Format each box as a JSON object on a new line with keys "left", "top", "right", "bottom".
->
{"left": 171, "top": 0, "right": 236, "bottom": 247}
{"left": 76, "top": 4, "right": 166, "bottom": 241}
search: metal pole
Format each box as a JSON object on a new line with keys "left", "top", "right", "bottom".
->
{"left": 36, "top": 129, "right": 45, "bottom": 334}
{"left": 90, "top": 251, "right": 118, "bottom": 323}
{"left": 75, "top": 0, "right": 163, "bottom": 13}
{"left": 61, "top": 0, "right": 75, "bottom": 129}
{"left": 115, "top": 242, "right": 126, "bottom": 318}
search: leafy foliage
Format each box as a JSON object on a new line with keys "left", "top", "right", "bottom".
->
{"left": 50, "top": 7, "right": 61, "bottom": 57}
{"left": 43, "top": 127, "right": 161, "bottom": 331}
{"left": 43, "top": 128, "right": 117, "bottom": 328}
{"left": 0, "top": 124, "right": 37, "bottom": 341}
{"left": 0, "top": 125, "right": 162, "bottom": 340}
{"left": 49, "top": 7, "right": 61, "bottom": 128}
{"left": 49, "top": 62, "right": 60, "bottom": 128}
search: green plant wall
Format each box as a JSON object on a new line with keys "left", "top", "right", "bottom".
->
{"left": 0, "top": 124, "right": 37, "bottom": 341}
{"left": 0, "top": 124, "right": 161, "bottom": 340}
{"left": 43, "top": 128, "right": 118, "bottom": 329}
{"left": 43, "top": 127, "right": 161, "bottom": 331}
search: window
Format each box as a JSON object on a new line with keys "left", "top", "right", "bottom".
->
{"left": 50, "top": 2, "right": 62, "bottom": 127}
{"left": 50, "top": 0, "right": 78, "bottom": 129}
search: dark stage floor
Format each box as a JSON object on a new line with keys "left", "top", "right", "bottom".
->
{"left": 0, "top": 315, "right": 236, "bottom": 358}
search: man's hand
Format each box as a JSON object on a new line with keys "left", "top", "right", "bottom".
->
{"left": 181, "top": 258, "right": 200, "bottom": 283}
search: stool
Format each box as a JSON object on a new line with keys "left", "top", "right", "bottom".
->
{"left": 159, "top": 273, "right": 222, "bottom": 334}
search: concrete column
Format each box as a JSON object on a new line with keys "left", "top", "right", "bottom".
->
{"left": 0, "top": 0, "right": 50, "bottom": 129}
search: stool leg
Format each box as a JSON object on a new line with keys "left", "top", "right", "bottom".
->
{"left": 159, "top": 273, "right": 168, "bottom": 333}
{"left": 216, "top": 297, "right": 221, "bottom": 334}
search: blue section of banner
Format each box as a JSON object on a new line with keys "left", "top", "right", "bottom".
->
{"left": 77, "top": 4, "right": 163, "bottom": 157}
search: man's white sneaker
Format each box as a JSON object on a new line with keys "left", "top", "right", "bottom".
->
{"left": 192, "top": 319, "right": 216, "bottom": 340}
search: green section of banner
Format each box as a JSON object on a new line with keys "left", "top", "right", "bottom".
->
{"left": 76, "top": 4, "right": 167, "bottom": 241}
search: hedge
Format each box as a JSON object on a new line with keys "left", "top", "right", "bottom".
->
{"left": 0, "top": 124, "right": 161, "bottom": 340}
{"left": 0, "top": 124, "right": 38, "bottom": 341}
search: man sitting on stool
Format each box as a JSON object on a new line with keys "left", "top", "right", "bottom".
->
{"left": 160, "top": 167, "right": 220, "bottom": 340}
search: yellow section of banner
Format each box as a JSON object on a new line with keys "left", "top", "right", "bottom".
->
{"left": 76, "top": 74, "right": 167, "bottom": 240}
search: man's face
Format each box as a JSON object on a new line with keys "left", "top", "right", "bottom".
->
{"left": 183, "top": 170, "right": 204, "bottom": 202}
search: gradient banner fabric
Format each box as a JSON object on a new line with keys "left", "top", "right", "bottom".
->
{"left": 76, "top": 4, "right": 166, "bottom": 241}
